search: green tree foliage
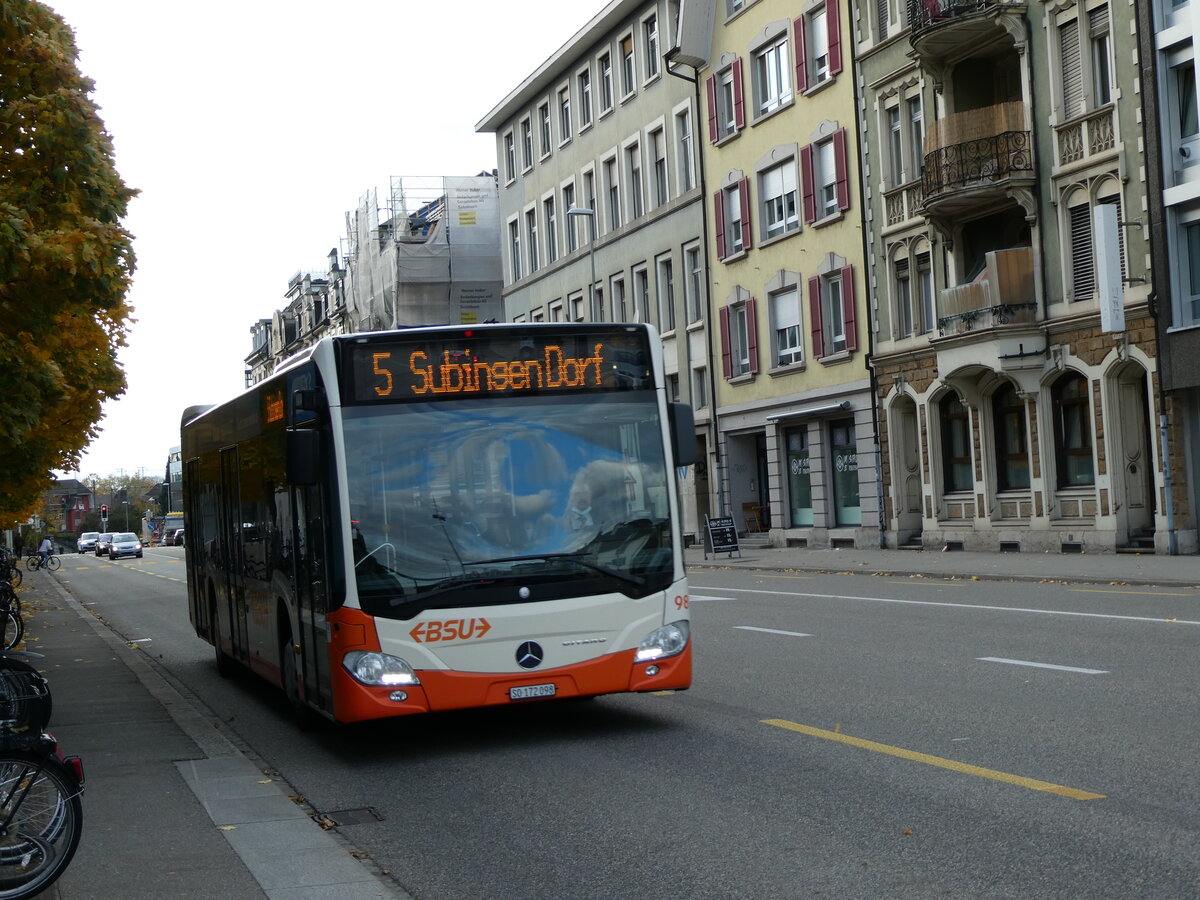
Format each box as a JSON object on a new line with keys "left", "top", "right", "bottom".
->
{"left": 0, "top": 2, "right": 136, "bottom": 520}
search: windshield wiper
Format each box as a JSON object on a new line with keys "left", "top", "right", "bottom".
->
{"left": 462, "top": 553, "right": 646, "bottom": 588}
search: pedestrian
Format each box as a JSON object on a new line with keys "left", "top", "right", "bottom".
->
{"left": 12, "top": 534, "right": 22, "bottom": 559}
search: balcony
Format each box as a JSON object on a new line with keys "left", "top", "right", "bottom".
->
{"left": 1054, "top": 106, "right": 1116, "bottom": 169}
{"left": 908, "top": 0, "right": 1026, "bottom": 59}
{"left": 883, "top": 179, "right": 925, "bottom": 230}
{"left": 937, "top": 247, "right": 1036, "bottom": 338}
{"left": 921, "top": 102, "right": 1034, "bottom": 217}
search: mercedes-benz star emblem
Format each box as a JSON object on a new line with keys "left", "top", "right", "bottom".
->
{"left": 516, "top": 641, "right": 544, "bottom": 669}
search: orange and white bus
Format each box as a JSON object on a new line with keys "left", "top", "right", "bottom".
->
{"left": 181, "top": 323, "right": 695, "bottom": 725}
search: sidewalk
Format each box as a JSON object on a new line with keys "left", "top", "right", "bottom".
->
{"left": 685, "top": 541, "right": 1200, "bottom": 589}
{"left": 17, "top": 571, "right": 405, "bottom": 900}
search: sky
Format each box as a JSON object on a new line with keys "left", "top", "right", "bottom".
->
{"left": 48, "top": 0, "right": 592, "bottom": 481}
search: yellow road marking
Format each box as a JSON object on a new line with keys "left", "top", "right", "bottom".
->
{"left": 762, "top": 718, "right": 1105, "bottom": 801}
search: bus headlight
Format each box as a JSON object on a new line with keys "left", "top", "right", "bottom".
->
{"left": 342, "top": 651, "right": 421, "bottom": 686}
{"left": 635, "top": 621, "right": 690, "bottom": 662}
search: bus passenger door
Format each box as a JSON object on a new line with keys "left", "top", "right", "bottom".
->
{"left": 292, "top": 484, "right": 331, "bottom": 712}
{"left": 219, "top": 448, "right": 249, "bottom": 661}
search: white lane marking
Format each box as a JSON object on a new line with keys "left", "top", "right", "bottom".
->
{"left": 690, "top": 595, "right": 735, "bottom": 603}
{"left": 735, "top": 626, "right": 812, "bottom": 638}
{"left": 689, "top": 585, "right": 1200, "bottom": 626}
{"left": 978, "top": 657, "right": 1108, "bottom": 675}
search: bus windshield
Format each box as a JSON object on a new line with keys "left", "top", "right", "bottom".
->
{"left": 342, "top": 391, "right": 674, "bottom": 618}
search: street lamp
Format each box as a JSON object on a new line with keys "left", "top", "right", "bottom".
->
{"left": 566, "top": 207, "right": 598, "bottom": 321}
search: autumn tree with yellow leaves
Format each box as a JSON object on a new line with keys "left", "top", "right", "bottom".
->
{"left": 0, "top": 1, "right": 136, "bottom": 520}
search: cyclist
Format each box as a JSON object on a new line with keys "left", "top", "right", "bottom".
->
{"left": 37, "top": 535, "right": 52, "bottom": 567}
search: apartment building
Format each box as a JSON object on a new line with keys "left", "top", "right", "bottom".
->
{"left": 855, "top": 0, "right": 1184, "bottom": 552}
{"left": 1139, "top": 0, "right": 1200, "bottom": 553}
{"left": 477, "top": 0, "right": 714, "bottom": 540}
{"left": 673, "top": 0, "right": 879, "bottom": 549}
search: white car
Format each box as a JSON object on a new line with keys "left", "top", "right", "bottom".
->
{"left": 108, "top": 533, "right": 143, "bottom": 560}
{"left": 77, "top": 532, "right": 99, "bottom": 554}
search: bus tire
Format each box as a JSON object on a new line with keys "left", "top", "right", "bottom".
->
{"left": 211, "top": 589, "right": 235, "bottom": 679}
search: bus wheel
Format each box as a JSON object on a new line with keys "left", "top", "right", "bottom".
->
{"left": 280, "top": 635, "right": 321, "bottom": 731}
{"left": 211, "top": 592, "right": 235, "bottom": 679}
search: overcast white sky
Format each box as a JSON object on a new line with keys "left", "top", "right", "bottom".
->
{"left": 49, "top": 0, "right": 590, "bottom": 481}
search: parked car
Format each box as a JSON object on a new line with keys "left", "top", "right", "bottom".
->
{"left": 173, "top": 528, "right": 185, "bottom": 547}
{"left": 95, "top": 533, "right": 115, "bottom": 556}
{"left": 163, "top": 528, "right": 184, "bottom": 547}
{"left": 108, "top": 533, "right": 143, "bottom": 560}
{"left": 77, "top": 532, "right": 99, "bottom": 554}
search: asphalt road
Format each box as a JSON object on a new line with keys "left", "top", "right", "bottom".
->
{"left": 53, "top": 551, "right": 1200, "bottom": 899}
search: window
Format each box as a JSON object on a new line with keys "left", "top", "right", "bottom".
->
{"left": 760, "top": 158, "right": 799, "bottom": 239}
{"left": 538, "top": 103, "right": 552, "bottom": 158}
{"left": 1169, "top": 54, "right": 1200, "bottom": 177}
{"left": 939, "top": 393, "right": 973, "bottom": 493}
{"left": 800, "top": 128, "right": 850, "bottom": 223}
{"left": 1180, "top": 216, "right": 1200, "bottom": 323}
{"left": 707, "top": 61, "right": 744, "bottom": 142}
{"left": 544, "top": 196, "right": 557, "bottom": 264}
{"left": 503, "top": 132, "right": 516, "bottom": 182}
{"left": 908, "top": 97, "right": 924, "bottom": 179}
{"left": 563, "top": 183, "right": 578, "bottom": 253}
{"left": 685, "top": 244, "right": 704, "bottom": 323}
{"left": 1052, "top": 373, "right": 1095, "bottom": 487}
{"left": 520, "top": 118, "right": 533, "bottom": 170}
{"left": 595, "top": 283, "right": 605, "bottom": 322}
{"left": 753, "top": 34, "right": 792, "bottom": 116}
{"left": 875, "top": 0, "right": 889, "bottom": 41}
{"left": 676, "top": 107, "right": 696, "bottom": 191}
{"left": 992, "top": 382, "right": 1030, "bottom": 491}
{"left": 643, "top": 14, "right": 660, "bottom": 80}
{"left": 771, "top": 287, "right": 803, "bottom": 366}
{"left": 525, "top": 208, "right": 538, "bottom": 273}
{"left": 651, "top": 127, "right": 669, "bottom": 207}
{"left": 557, "top": 86, "right": 571, "bottom": 142}
{"left": 625, "top": 141, "right": 644, "bottom": 219}
{"left": 600, "top": 52, "right": 614, "bottom": 112}
{"left": 633, "top": 266, "right": 649, "bottom": 324}
{"left": 786, "top": 427, "right": 813, "bottom": 526}
{"left": 611, "top": 274, "right": 627, "bottom": 322}
{"left": 603, "top": 157, "right": 621, "bottom": 231}
{"left": 667, "top": 373, "right": 680, "bottom": 403}
{"left": 715, "top": 177, "right": 751, "bottom": 259}
{"left": 720, "top": 295, "right": 758, "bottom": 378}
{"left": 1089, "top": 6, "right": 1112, "bottom": 107}
{"left": 549, "top": 299, "right": 564, "bottom": 322}
{"left": 508, "top": 219, "right": 521, "bottom": 281}
{"left": 579, "top": 68, "right": 593, "bottom": 128}
{"left": 886, "top": 106, "right": 904, "bottom": 188}
{"left": 583, "top": 170, "right": 596, "bottom": 239}
{"left": 1058, "top": 5, "right": 1113, "bottom": 119}
{"left": 895, "top": 256, "right": 913, "bottom": 339}
{"left": 569, "top": 291, "right": 585, "bottom": 322}
{"left": 916, "top": 252, "right": 934, "bottom": 334}
{"left": 808, "top": 266, "right": 857, "bottom": 358}
{"left": 795, "top": 0, "right": 842, "bottom": 92}
{"left": 692, "top": 367, "right": 708, "bottom": 408}
{"left": 620, "top": 35, "right": 636, "bottom": 97}
{"left": 830, "top": 418, "right": 861, "bottom": 526}
{"left": 726, "top": 0, "right": 745, "bottom": 16}
{"left": 657, "top": 254, "right": 676, "bottom": 332}
{"left": 1067, "top": 198, "right": 1094, "bottom": 301}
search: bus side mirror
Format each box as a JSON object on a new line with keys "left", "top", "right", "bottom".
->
{"left": 286, "top": 430, "right": 320, "bottom": 486}
{"left": 668, "top": 402, "right": 696, "bottom": 467}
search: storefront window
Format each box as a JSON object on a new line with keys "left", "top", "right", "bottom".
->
{"left": 786, "top": 427, "right": 812, "bottom": 526}
{"left": 830, "top": 418, "right": 861, "bottom": 526}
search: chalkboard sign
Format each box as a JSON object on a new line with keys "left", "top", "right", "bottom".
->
{"left": 703, "top": 514, "right": 740, "bottom": 559}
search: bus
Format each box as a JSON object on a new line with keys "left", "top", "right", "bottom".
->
{"left": 181, "top": 323, "right": 695, "bottom": 725}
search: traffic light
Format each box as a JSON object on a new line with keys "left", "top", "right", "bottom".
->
{"left": 101, "top": 505, "right": 108, "bottom": 518}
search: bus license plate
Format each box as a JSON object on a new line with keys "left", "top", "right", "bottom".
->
{"left": 509, "top": 683, "right": 556, "bottom": 701}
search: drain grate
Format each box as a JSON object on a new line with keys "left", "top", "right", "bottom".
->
{"left": 327, "top": 807, "right": 384, "bottom": 826}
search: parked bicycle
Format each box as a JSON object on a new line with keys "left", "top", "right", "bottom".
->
{"left": 0, "top": 554, "right": 19, "bottom": 590}
{"left": 0, "top": 588, "right": 20, "bottom": 654}
{"left": 0, "top": 651, "right": 84, "bottom": 898}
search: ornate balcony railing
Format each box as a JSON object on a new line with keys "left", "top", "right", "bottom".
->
{"left": 1055, "top": 106, "right": 1115, "bottom": 167}
{"left": 907, "top": 0, "right": 1022, "bottom": 34}
{"left": 923, "top": 130, "right": 1033, "bottom": 199}
{"left": 937, "top": 246, "right": 1037, "bottom": 337}
{"left": 883, "top": 180, "right": 925, "bottom": 227}
{"left": 938, "top": 302, "right": 1037, "bottom": 336}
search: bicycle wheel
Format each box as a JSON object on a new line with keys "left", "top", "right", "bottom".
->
{"left": 44, "top": 558, "right": 59, "bottom": 573}
{"left": 0, "top": 614, "right": 22, "bottom": 654}
{"left": 3, "top": 570, "right": 17, "bottom": 589}
{"left": 0, "top": 752, "right": 82, "bottom": 899}
{"left": 19, "top": 561, "right": 34, "bottom": 575}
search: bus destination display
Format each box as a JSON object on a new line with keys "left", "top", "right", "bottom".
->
{"left": 344, "top": 330, "right": 654, "bottom": 402}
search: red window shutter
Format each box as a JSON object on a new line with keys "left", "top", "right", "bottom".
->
{"left": 713, "top": 190, "right": 727, "bottom": 260}
{"left": 747, "top": 296, "right": 760, "bottom": 374}
{"left": 739, "top": 177, "right": 752, "bottom": 250}
{"left": 732, "top": 58, "right": 745, "bottom": 131}
{"left": 834, "top": 128, "right": 850, "bottom": 211}
{"left": 828, "top": 0, "right": 843, "bottom": 76}
{"left": 706, "top": 74, "right": 719, "bottom": 143}
{"left": 720, "top": 304, "right": 733, "bottom": 379}
{"left": 841, "top": 265, "right": 857, "bottom": 351}
{"left": 808, "top": 276, "right": 824, "bottom": 359}
{"left": 793, "top": 18, "right": 808, "bottom": 93}
{"left": 800, "top": 144, "right": 816, "bottom": 224}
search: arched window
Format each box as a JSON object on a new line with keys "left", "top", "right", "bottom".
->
{"left": 1052, "top": 372, "right": 1095, "bottom": 487}
{"left": 992, "top": 383, "right": 1030, "bottom": 491}
{"left": 939, "top": 392, "right": 973, "bottom": 492}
